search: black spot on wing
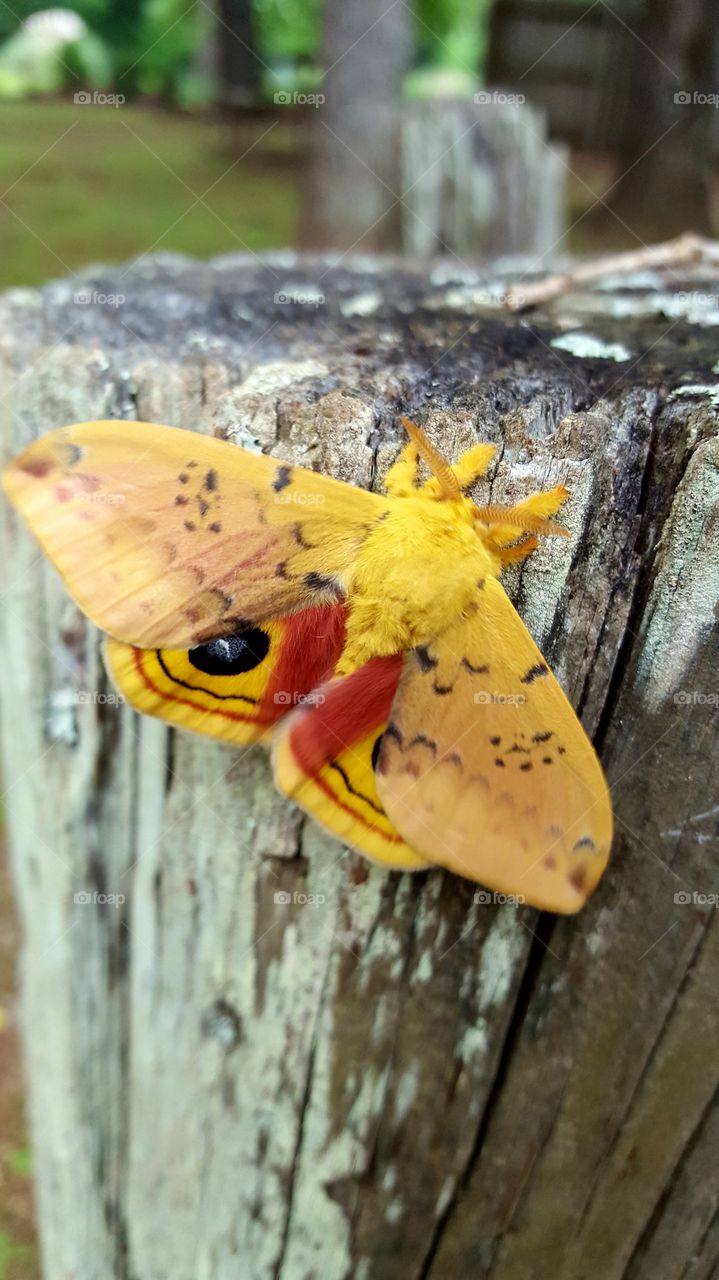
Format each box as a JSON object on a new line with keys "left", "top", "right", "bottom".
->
{"left": 204, "top": 468, "right": 218, "bottom": 491}
{"left": 175, "top": 495, "right": 188, "bottom": 506}
{"left": 385, "top": 722, "right": 403, "bottom": 748}
{"left": 209, "top": 522, "right": 222, "bottom": 533}
{"left": 433, "top": 680, "right": 454, "bottom": 696}
{"left": 178, "top": 472, "right": 189, "bottom": 484}
{"left": 188, "top": 627, "right": 270, "bottom": 677}
{"left": 573, "top": 836, "right": 597, "bottom": 852}
{"left": 415, "top": 645, "right": 438, "bottom": 672}
{"left": 462, "top": 658, "right": 489, "bottom": 675}
{"left": 159, "top": 649, "right": 259, "bottom": 701}
{"left": 520, "top": 662, "right": 549, "bottom": 685}
{"left": 533, "top": 731, "right": 553, "bottom": 743}
{"left": 408, "top": 734, "right": 437, "bottom": 754}
{"left": 371, "top": 734, "right": 384, "bottom": 772}
{"left": 305, "top": 571, "right": 342, "bottom": 597}
{"left": 273, "top": 464, "right": 293, "bottom": 493}
{"left": 293, "top": 523, "right": 315, "bottom": 550}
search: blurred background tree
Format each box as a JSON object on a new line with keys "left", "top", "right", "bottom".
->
{"left": 0, "top": 1, "right": 713, "bottom": 281}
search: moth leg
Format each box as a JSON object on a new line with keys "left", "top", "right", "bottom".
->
{"left": 384, "top": 442, "right": 420, "bottom": 496}
{"left": 478, "top": 484, "right": 570, "bottom": 546}
{"left": 515, "top": 483, "right": 570, "bottom": 521}
{"left": 496, "top": 535, "right": 539, "bottom": 565}
{"left": 450, "top": 443, "right": 497, "bottom": 489}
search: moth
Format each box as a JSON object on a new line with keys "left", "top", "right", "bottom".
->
{"left": 3, "top": 416, "right": 613, "bottom": 912}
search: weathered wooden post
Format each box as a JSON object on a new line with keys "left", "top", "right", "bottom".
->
{"left": 401, "top": 98, "right": 568, "bottom": 258}
{"left": 1, "top": 252, "right": 717, "bottom": 1279}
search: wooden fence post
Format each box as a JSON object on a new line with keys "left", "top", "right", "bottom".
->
{"left": 1, "top": 252, "right": 717, "bottom": 1279}
{"left": 401, "top": 98, "right": 567, "bottom": 258}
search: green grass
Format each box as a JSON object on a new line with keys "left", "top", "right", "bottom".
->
{"left": 0, "top": 1230, "right": 35, "bottom": 1280}
{"left": 0, "top": 100, "right": 300, "bottom": 288}
{"left": 7, "top": 1147, "right": 32, "bottom": 1177}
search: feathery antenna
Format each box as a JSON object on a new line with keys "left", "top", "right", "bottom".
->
{"left": 401, "top": 416, "right": 460, "bottom": 500}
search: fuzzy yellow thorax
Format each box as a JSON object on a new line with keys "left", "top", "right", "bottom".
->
{"left": 337, "top": 420, "right": 568, "bottom": 677}
{"left": 340, "top": 493, "right": 499, "bottom": 674}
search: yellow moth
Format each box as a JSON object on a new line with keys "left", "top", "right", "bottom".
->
{"left": 3, "top": 415, "right": 613, "bottom": 912}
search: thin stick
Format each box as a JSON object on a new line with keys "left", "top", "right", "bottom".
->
{"left": 504, "top": 233, "right": 719, "bottom": 312}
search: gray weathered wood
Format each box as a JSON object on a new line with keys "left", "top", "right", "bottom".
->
{"left": 401, "top": 99, "right": 568, "bottom": 258}
{"left": 0, "top": 252, "right": 717, "bottom": 1280}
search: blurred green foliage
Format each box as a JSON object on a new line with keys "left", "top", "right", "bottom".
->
{"left": 254, "top": 0, "right": 323, "bottom": 63}
{"left": 0, "top": 0, "right": 490, "bottom": 102}
{"left": 416, "top": 0, "right": 487, "bottom": 70}
{"left": 0, "top": 0, "right": 106, "bottom": 39}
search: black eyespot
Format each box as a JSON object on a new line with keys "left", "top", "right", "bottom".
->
{"left": 371, "top": 734, "right": 383, "bottom": 772}
{"left": 189, "top": 627, "right": 270, "bottom": 675}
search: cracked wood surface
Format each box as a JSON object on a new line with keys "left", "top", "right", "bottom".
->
{"left": 0, "top": 252, "right": 717, "bottom": 1280}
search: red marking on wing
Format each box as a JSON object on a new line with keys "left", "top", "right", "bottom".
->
{"left": 288, "top": 654, "right": 403, "bottom": 777}
{"left": 21, "top": 458, "right": 53, "bottom": 478}
{"left": 262, "top": 603, "right": 348, "bottom": 718}
{"left": 130, "top": 602, "right": 349, "bottom": 732}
